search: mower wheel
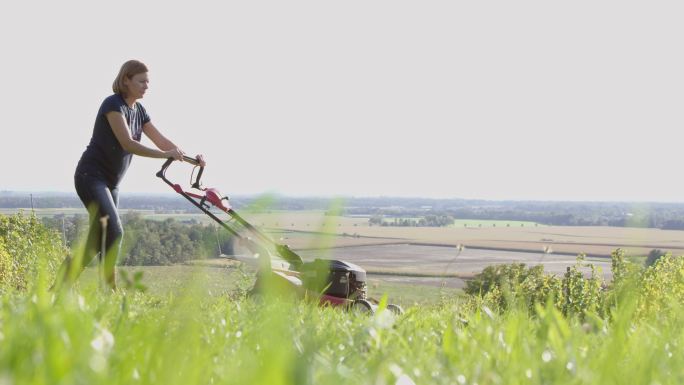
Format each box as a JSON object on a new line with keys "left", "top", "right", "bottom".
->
{"left": 387, "top": 304, "right": 404, "bottom": 315}
{"left": 351, "top": 299, "right": 374, "bottom": 315}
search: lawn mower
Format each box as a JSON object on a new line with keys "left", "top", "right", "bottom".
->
{"left": 156, "top": 156, "right": 403, "bottom": 315}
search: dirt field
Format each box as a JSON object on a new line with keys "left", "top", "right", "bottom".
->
{"left": 242, "top": 211, "right": 684, "bottom": 258}
{"left": 237, "top": 211, "right": 682, "bottom": 287}
{"left": 296, "top": 243, "right": 613, "bottom": 282}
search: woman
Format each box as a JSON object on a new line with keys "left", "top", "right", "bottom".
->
{"left": 58, "top": 60, "right": 206, "bottom": 290}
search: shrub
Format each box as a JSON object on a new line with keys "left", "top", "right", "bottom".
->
{"left": 637, "top": 254, "right": 684, "bottom": 319}
{"left": 466, "top": 248, "right": 684, "bottom": 322}
{"left": 645, "top": 248, "right": 665, "bottom": 267}
{"left": 0, "top": 213, "right": 66, "bottom": 290}
{"left": 0, "top": 238, "right": 12, "bottom": 286}
{"left": 465, "top": 256, "right": 606, "bottom": 318}
{"left": 610, "top": 248, "right": 641, "bottom": 285}
{"left": 465, "top": 263, "right": 532, "bottom": 297}
{"left": 560, "top": 255, "right": 604, "bottom": 317}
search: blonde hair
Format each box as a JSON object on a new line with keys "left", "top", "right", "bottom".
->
{"left": 112, "top": 60, "right": 149, "bottom": 97}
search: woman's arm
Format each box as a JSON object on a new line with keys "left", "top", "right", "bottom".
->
{"left": 143, "top": 121, "right": 207, "bottom": 166}
{"left": 142, "top": 121, "right": 177, "bottom": 151}
{"left": 107, "top": 112, "right": 184, "bottom": 160}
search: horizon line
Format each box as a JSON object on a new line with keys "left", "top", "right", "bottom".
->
{"left": 2, "top": 190, "right": 684, "bottom": 205}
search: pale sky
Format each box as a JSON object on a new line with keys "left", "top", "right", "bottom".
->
{"left": 1, "top": 1, "right": 682, "bottom": 202}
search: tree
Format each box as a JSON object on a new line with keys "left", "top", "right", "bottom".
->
{"left": 645, "top": 249, "right": 665, "bottom": 267}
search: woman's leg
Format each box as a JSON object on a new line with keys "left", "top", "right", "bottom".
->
{"left": 103, "top": 186, "right": 122, "bottom": 288}
{"left": 61, "top": 172, "right": 123, "bottom": 289}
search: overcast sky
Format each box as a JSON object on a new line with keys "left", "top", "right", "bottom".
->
{"left": 1, "top": 1, "right": 682, "bottom": 202}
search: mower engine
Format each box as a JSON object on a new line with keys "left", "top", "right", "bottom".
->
{"left": 300, "top": 259, "right": 367, "bottom": 301}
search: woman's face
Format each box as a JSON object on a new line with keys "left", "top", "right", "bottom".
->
{"left": 124, "top": 72, "right": 149, "bottom": 100}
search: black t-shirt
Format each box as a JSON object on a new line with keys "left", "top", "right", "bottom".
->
{"left": 76, "top": 94, "right": 151, "bottom": 187}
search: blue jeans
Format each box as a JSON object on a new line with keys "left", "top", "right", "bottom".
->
{"left": 68, "top": 169, "right": 123, "bottom": 287}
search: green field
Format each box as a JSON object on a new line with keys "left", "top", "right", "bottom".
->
{"left": 76, "top": 264, "right": 461, "bottom": 307}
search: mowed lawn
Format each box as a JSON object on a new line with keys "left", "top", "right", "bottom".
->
{"left": 77, "top": 264, "right": 461, "bottom": 307}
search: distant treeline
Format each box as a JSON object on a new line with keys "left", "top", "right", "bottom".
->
{"left": 349, "top": 201, "right": 684, "bottom": 230}
{"left": 435, "top": 205, "right": 684, "bottom": 230}
{"left": 5, "top": 192, "right": 684, "bottom": 230}
{"left": 368, "top": 214, "right": 455, "bottom": 227}
{"left": 41, "top": 212, "right": 233, "bottom": 266}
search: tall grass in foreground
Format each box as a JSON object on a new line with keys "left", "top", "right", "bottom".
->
{"left": 1, "top": 276, "right": 683, "bottom": 385}
{"left": 0, "top": 262, "right": 684, "bottom": 384}
{"left": 2, "top": 213, "right": 684, "bottom": 384}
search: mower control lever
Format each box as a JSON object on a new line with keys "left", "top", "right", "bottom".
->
{"left": 181, "top": 155, "right": 201, "bottom": 166}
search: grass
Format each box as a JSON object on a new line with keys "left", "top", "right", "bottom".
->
{"left": 5, "top": 210, "right": 684, "bottom": 384}
{"left": 73, "top": 264, "right": 460, "bottom": 308}
{"left": 79, "top": 265, "right": 245, "bottom": 297}
{"left": 2, "top": 278, "right": 684, "bottom": 385}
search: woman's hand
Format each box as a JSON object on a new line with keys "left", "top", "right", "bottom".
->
{"left": 196, "top": 154, "right": 207, "bottom": 167}
{"left": 164, "top": 148, "right": 185, "bottom": 161}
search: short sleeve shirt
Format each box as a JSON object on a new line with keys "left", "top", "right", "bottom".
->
{"left": 77, "top": 94, "right": 151, "bottom": 187}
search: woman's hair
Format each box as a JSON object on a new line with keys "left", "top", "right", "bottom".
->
{"left": 112, "top": 60, "right": 149, "bottom": 97}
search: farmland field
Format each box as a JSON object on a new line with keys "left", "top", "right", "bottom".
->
{"left": 450, "top": 219, "right": 544, "bottom": 228}
{"left": 295, "top": 243, "right": 613, "bottom": 280}
{"left": 108, "top": 209, "right": 683, "bottom": 258}
{"left": 230, "top": 210, "right": 684, "bottom": 258}
{"left": 6, "top": 207, "right": 684, "bottom": 260}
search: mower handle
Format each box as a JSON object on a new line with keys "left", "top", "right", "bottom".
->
{"left": 159, "top": 155, "right": 200, "bottom": 169}
{"left": 156, "top": 155, "right": 205, "bottom": 189}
